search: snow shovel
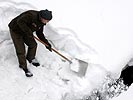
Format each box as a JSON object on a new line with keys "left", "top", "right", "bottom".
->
{"left": 34, "top": 36, "right": 88, "bottom": 77}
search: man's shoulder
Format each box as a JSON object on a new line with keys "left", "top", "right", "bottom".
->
{"left": 22, "top": 10, "right": 39, "bottom": 16}
{"left": 26, "top": 10, "right": 39, "bottom": 13}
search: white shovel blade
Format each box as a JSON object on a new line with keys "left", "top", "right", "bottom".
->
{"left": 70, "top": 59, "right": 80, "bottom": 72}
{"left": 77, "top": 59, "right": 88, "bottom": 77}
{"left": 70, "top": 59, "right": 88, "bottom": 77}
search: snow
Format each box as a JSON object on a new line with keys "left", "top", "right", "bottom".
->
{"left": 0, "top": 0, "right": 133, "bottom": 100}
{"left": 112, "top": 84, "right": 133, "bottom": 100}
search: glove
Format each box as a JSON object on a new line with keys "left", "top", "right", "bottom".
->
{"left": 42, "top": 38, "right": 52, "bottom": 52}
{"left": 44, "top": 39, "right": 52, "bottom": 52}
{"left": 46, "top": 42, "right": 52, "bottom": 52}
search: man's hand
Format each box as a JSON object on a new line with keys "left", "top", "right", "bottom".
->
{"left": 46, "top": 42, "right": 52, "bottom": 52}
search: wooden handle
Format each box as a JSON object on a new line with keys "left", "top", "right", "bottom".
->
{"left": 34, "top": 36, "right": 72, "bottom": 64}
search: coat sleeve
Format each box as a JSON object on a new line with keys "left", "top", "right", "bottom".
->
{"left": 36, "top": 26, "right": 49, "bottom": 44}
{"left": 17, "top": 14, "right": 33, "bottom": 37}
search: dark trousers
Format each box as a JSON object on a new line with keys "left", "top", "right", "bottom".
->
{"left": 9, "top": 29, "right": 37, "bottom": 69}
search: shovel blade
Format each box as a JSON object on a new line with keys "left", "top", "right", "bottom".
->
{"left": 70, "top": 59, "right": 88, "bottom": 77}
{"left": 77, "top": 59, "right": 88, "bottom": 77}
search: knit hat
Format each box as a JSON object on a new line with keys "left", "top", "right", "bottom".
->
{"left": 39, "top": 9, "right": 52, "bottom": 20}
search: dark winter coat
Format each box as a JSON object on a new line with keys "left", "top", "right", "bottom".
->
{"left": 8, "top": 10, "right": 48, "bottom": 43}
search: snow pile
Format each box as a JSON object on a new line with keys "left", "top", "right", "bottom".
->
{"left": 0, "top": 1, "right": 110, "bottom": 100}
{"left": 84, "top": 75, "right": 129, "bottom": 100}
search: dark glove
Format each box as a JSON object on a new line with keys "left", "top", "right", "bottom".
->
{"left": 46, "top": 42, "right": 52, "bottom": 52}
{"left": 42, "top": 38, "right": 52, "bottom": 52}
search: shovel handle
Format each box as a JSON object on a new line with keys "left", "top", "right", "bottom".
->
{"left": 34, "top": 36, "right": 72, "bottom": 64}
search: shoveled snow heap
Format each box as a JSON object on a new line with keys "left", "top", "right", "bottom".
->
{"left": 0, "top": 1, "right": 109, "bottom": 100}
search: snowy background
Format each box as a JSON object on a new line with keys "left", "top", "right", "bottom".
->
{"left": 0, "top": 0, "right": 133, "bottom": 100}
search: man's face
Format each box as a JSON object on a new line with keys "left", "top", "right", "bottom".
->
{"left": 40, "top": 17, "right": 49, "bottom": 24}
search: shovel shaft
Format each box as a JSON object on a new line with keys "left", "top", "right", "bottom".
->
{"left": 34, "top": 36, "right": 72, "bottom": 64}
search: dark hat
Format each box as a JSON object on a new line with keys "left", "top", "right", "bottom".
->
{"left": 39, "top": 9, "right": 52, "bottom": 20}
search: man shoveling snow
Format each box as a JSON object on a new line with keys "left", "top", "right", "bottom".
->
{"left": 8, "top": 9, "right": 53, "bottom": 77}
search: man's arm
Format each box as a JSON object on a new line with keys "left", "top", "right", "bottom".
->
{"left": 17, "top": 13, "right": 33, "bottom": 37}
{"left": 36, "top": 26, "right": 52, "bottom": 51}
{"left": 36, "top": 26, "right": 47, "bottom": 42}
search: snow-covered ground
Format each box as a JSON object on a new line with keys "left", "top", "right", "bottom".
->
{"left": 112, "top": 85, "right": 133, "bottom": 100}
{"left": 0, "top": 0, "right": 133, "bottom": 100}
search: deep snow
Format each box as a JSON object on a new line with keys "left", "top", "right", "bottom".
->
{"left": 0, "top": 0, "right": 133, "bottom": 100}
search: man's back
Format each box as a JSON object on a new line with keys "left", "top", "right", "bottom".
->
{"left": 8, "top": 10, "right": 44, "bottom": 33}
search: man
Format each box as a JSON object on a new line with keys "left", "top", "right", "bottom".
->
{"left": 8, "top": 9, "right": 52, "bottom": 77}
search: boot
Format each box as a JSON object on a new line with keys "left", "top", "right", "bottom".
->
{"left": 23, "top": 68, "right": 33, "bottom": 77}
{"left": 29, "top": 58, "right": 40, "bottom": 67}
